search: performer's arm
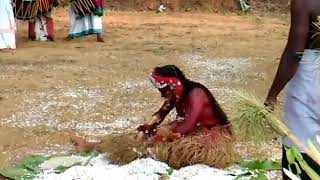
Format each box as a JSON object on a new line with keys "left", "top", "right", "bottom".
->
{"left": 137, "top": 96, "right": 175, "bottom": 135}
{"left": 266, "top": 0, "right": 310, "bottom": 108}
{"left": 152, "top": 97, "right": 175, "bottom": 126}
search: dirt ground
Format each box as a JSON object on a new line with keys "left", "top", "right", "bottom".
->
{"left": 106, "top": 0, "right": 290, "bottom": 12}
{"left": 0, "top": 9, "right": 290, "bottom": 168}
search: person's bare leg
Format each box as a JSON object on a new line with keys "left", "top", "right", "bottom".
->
{"left": 97, "top": 33, "right": 104, "bottom": 42}
{"left": 28, "top": 20, "right": 36, "bottom": 41}
{"left": 70, "top": 136, "right": 98, "bottom": 153}
{"left": 65, "top": 35, "right": 73, "bottom": 41}
{"left": 45, "top": 15, "right": 55, "bottom": 41}
{"left": 47, "top": 36, "right": 54, "bottom": 41}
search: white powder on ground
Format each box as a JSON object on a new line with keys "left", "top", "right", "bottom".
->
{"left": 170, "top": 165, "right": 234, "bottom": 180}
{"left": 36, "top": 155, "right": 236, "bottom": 180}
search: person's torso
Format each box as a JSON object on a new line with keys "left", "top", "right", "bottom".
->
{"left": 289, "top": 2, "right": 320, "bottom": 114}
{"left": 175, "top": 88, "right": 222, "bottom": 128}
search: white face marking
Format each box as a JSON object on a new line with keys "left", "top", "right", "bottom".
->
{"left": 149, "top": 76, "right": 169, "bottom": 89}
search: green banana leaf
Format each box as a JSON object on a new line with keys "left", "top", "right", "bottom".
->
{"left": 239, "top": 159, "right": 282, "bottom": 171}
{"left": 0, "top": 166, "right": 36, "bottom": 180}
{"left": 239, "top": 0, "right": 252, "bottom": 13}
{"left": 0, "top": 151, "right": 99, "bottom": 179}
{"left": 21, "top": 155, "right": 49, "bottom": 172}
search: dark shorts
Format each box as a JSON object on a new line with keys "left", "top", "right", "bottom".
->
{"left": 282, "top": 146, "right": 320, "bottom": 180}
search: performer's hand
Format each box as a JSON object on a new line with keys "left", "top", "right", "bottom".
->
{"left": 151, "top": 113, "right": 161, "bottom": 124}
{"left": 264, "top": 96, "right": 277, "bottom": 111}
{"left": 137, "top": 124, "right": 152, "bottom": 132}
{"left": 166, "top": 133, "right": 181, "bottom": 142}
{"left": 137, "top": 124, "right": 157, "bottom": 135}
{"left": 136, "top": 131, "right": 147, "bottom": 142}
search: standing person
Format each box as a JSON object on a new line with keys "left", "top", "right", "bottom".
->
{"left": 0, "top": 0, "right": 16, "bottom": 50}
{"left": 66, "top": 0, "right": 104, "bottom": 42}
{"left": 28, "top": 0, "right": 59, "bottom": 41}
{"left": 265, "top": 0, "right": 320, "bottom": 179}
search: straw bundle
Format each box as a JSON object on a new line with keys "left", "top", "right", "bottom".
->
{"left": 96, "top": 133, "right": 149, "bottom": 164}
{"left": 230, "top": 92, "right": 320, "bottom": 166}
{"left": 94, "top": 126, "right": 238, "bottom": 168}
{"left": 150, "top": 126, "right": 239, "bottom": 169}
{"left": 230, "top": 92, "right": 289, "bottom": 142}
{"left": 311, "top": 16, "right": 320, "bottom": 43}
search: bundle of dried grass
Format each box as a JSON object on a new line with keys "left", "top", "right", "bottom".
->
{"left": 95, "top": 133, "right": 149, "bottom": 164}
{"left": 150, "top": 126, "right": 239, "bottom": 169}
{"left": 93, "top": 126, "right": 239, "bottom": 168}
{"left": 230, "top": 92, "right": 320, "bottom": 166}
{"left": 230, "top": 92, "right": 289, "bottom": 142}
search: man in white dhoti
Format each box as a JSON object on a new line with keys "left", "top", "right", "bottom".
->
{"left": 0, "top": 0, "right": 16, "bottom": 50}
{"left": 265, "top": 0, "right": 320, "bottom": 179}
{"left": 66, "top": 0, "right": 104, "bottom": 42}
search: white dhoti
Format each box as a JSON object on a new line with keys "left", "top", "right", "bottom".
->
{"left": 0, "top": 0, "right": 16, "bottom": 49}
{"left": 68, "top": 6, "right": 103, "bottom": 38}
{"left": 35, "top": 15, "right": 49, "bottom": 41}
{"left": 283, "top": 49, "right": 320, "bottom": 151}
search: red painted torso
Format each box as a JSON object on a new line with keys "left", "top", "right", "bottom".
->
{"left": 175, "top": 96, "right": 221, "bottom": 128}
{"left": 172, "top": 87, "right": 228, "bottom": 135}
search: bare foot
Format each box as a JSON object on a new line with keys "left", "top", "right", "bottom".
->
{"left": 70, "top": 136, "right": 98, "bottom": 153}
{"left": 28, "top": 36, "right": 36, "bottom": 41}
{"left": 97, "top": 35, "right": 104, "bottom": 42}
{"left": 47, "top": 36, "right": 55, "bottom": 42}
{"left": 65, "top": 35, "right": 73, "bottom": 41}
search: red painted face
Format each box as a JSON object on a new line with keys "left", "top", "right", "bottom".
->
{"left": 150, "top": 70, "right": 184, "bottom": 100}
